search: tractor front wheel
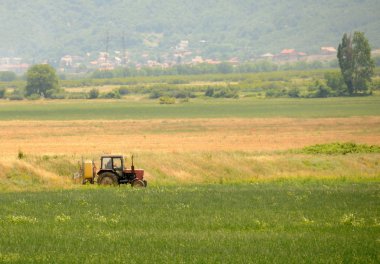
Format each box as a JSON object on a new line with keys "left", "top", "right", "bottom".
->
{"left": 97, "top": 173, "right": 118, "bottom": 186}
{"left": 132, "top": 179, "right": 146, "bottom": 188}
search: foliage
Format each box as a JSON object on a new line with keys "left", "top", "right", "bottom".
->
{"left": 25, "top": 64, "right": 59, "bottom": 98}
{"left": 0, "top": 71, "right": 17, "bottom": 82}
{"left": 204, "top": 86, "right": 239, "bottom": 98}
{"left": 26, "top": 94, "right": 41, "bottom": 100}
{"left": 337, "top": 32, "right": 375, "bottom": 95}
{"left": 88, "top": 88, "right": 99, "bottom": 99}
{"left": 302, "top": 142, "right": 380, "bottom": 155}
{"left": 287, "top": 87, "right": 300, "bottom": 98}
{"left": 324, "top": 72, "right": 347, "bottom": 96}
{"left": 159, "top": 96, "right": 175, "bottom": 104}
{"left": 102, "top": 90, "right": 121, "bottom": 99}
{"left": 0, "top": 88, "right": 5, "bottom": 98}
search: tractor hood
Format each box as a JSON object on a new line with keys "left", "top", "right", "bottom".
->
{"left": 125, "top": 169, "right": 144, "bottom": 180}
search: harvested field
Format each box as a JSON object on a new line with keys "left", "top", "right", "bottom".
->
{"left": 0, "top": 117, "right": 379, "bottom": 155}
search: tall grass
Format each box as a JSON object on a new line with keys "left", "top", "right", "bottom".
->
{"left": 1, "top": 152, "right": 379, "bottom": 192}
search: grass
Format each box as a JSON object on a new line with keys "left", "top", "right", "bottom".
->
{"left": 0, "top": 96, "right": 380, "bottom": 120}
{"left": 0, "top": 183, "right": 379, "bottom": 263}
{"left": 1, "top": 152, "right": 379, "bottom": 192}
{"left": 301, "top": 142, "right": 380, "bottom": 154}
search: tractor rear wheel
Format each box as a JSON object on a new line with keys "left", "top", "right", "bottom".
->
{"left": 97, "top": 173, "right": 118, "bottom": 186}
{"left": 132, "top": 179, "right": 145, "bottom": 188}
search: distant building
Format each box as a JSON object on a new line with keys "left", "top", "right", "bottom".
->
{"left": 192, "top": 56, "right": 204, "bottom": 64}
{"left": 320, "top": 46, "right": 337, "bottom": 55}
{"left": 260, "top": 53, "right": 275, "bottom": 60}
{"left": 274, "top": 49, "right": 307, "bottom": 62}
{"left": 0, "top": 57, "right": 29, "bottom": 73}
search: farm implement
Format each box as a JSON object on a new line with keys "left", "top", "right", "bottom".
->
{"left": 78, "top": 155, "right": 147, "bottom": 187}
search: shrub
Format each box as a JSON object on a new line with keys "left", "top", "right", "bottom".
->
{"left": 0, "top": 88, "right": 5, "bottom": 98}
{"left": 8, "top": 94, "right": 24, "bottom": 100}
{"left": 173, "top": 90, "right": 195, "bottom": 99}
{"left": 27, "top": 94, "right": 41, "bottom": 100}
{"left": 301, "top": 142, "right": 380, "bottom": 155}
{"left": 308, "top": 81, "right": 332, "bottom": 98}
{"left": 287, "top": 88, "right": 300, "bottom": 98}
{"left": 159, "top": 96, "right": 175, "bottom": 104}
{"left": 213, "top": 87, "right": 239, "bottom": 98}
{"left": 103, "top": 90, "right": 121, "bottom": 99}
{"left": 67, "top": 93, "right": 87, "bottom": 99}
{"left": 88, "top": 88, "right": 99, "bottom": 99}
{"left": 205, "top": 86, "right": 214, "bottom": 97}
{"left": 118, "top": 86, "right": 130, "bottom": 95}
{"left": 18, "top": 150, "right": 25, "bottom": 159}
{"left": 324, "top": 72, "right": 347, "bottom": 96}
{"left": 149, "top": 90, "right": 164, "bottom": 99}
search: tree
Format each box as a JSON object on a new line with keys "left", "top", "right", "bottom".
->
{"left": 26, "top": 64, "right": 59, "bottom": 98}
{"left": 337, "top": 32, "right": 375, "bottom": 95}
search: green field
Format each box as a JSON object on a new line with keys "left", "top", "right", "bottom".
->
{"left": 0, "top": 183, "right": 379, "bottom": 263}
{"left": 0, "top": 96, "right": 379, "bottom": 120}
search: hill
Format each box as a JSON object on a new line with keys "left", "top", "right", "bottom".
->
{"left": 0, "top": 0, "right": 379, "bottom": 61}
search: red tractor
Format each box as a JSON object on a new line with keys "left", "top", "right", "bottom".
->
{"left": 82, "top": 155, "right": 147, "bottom": 187}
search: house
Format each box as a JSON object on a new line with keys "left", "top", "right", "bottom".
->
{"left": 274, "top": 49, "right": 307, "bottom": 62}
{"left": 320, "top": 46, "right": 337, "bottom": 55}
{"left": 260, "top": 53, "right": 275, "bottom": 60}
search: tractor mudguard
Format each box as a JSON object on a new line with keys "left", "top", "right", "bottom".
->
{"left": 97, "top": 169, "right": 115, "bottom": 176}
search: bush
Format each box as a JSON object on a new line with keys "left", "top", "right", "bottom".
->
{"left": 27, "top": 94, "right": 41, "bottom": 100}
{"left": 66, "top": 93, "right": 87, "bottom": 99}
{"left": 103, "top": 90, "right": 121, "bottom": 99}
{"left": 159, "top": 96, "right": 175, "bottom": 104}
{"left": 324, "top": 72, "right": 347, "bottom": 96}
{"left": 287, "top": 88, "right": 300, "bottom": 98}
{"left": 8, "top": 89, "right": 25, "bottom": 100}
{"left": 173, "top": 90, "right": 195, "bottom": 99}
{"left": 118, "top": 86, "right": 130, "bottom": 95}
{"left": 18, "top": 150, "right": 25, "bottom": 159}
{"left": 149, "top": 90, "right": 164, "bottom": 99}
{"left": 314, "top": 84, "right": 332, "bottom": 98}
{"left": 213, "top": 87, "right": 239, "bottom": 98}
{"left": 50, "top": 93, "right": 66, "bottom": 99}
{"left": 0, "top": 88, "right": 5, "bottom": 98}
{"left": 205, "top": 86, "right": 214, "bottom": 97}
{"left": 301, "top": 142, "right": 380, "bottom": 155}
{"left": 88, "top": 88, "right": 99, "bottom": 99}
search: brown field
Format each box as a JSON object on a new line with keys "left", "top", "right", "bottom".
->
{"left": 0, "top": 116, "right": 379, "bottom": 190}
{"left": 0, "top": 117, "right": 379, "bottom": 156}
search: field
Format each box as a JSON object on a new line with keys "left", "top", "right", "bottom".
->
{"left": 0, "top": 92, "right": 379, "bottom": 262}
{"left": 0, "top": 183, "right": 379, "bottom": 263}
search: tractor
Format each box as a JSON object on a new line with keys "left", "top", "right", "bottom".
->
{"left": 81, "top": 155, "right": 147, "bottom": 187}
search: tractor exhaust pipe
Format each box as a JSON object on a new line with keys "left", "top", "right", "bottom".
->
{"left": 131, "top": 155, "right": 135, "bottom": 172}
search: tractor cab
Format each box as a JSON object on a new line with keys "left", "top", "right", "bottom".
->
{"left": 100, "top": 155, "right": 124, "bottom": 177}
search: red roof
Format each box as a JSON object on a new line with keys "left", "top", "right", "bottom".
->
{"left": 280, "top": 49, "right": 296, "bottom": 54}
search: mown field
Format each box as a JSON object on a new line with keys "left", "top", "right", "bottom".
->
{"left": 0, "top": 94, "right": 379, "bottom": 262}
{"left": 0, "top": 96, "right": 380, "bottom": 120}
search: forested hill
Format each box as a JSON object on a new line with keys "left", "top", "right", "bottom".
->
{"left": 0, "top": 0, "right": 379, "bottom": 60}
